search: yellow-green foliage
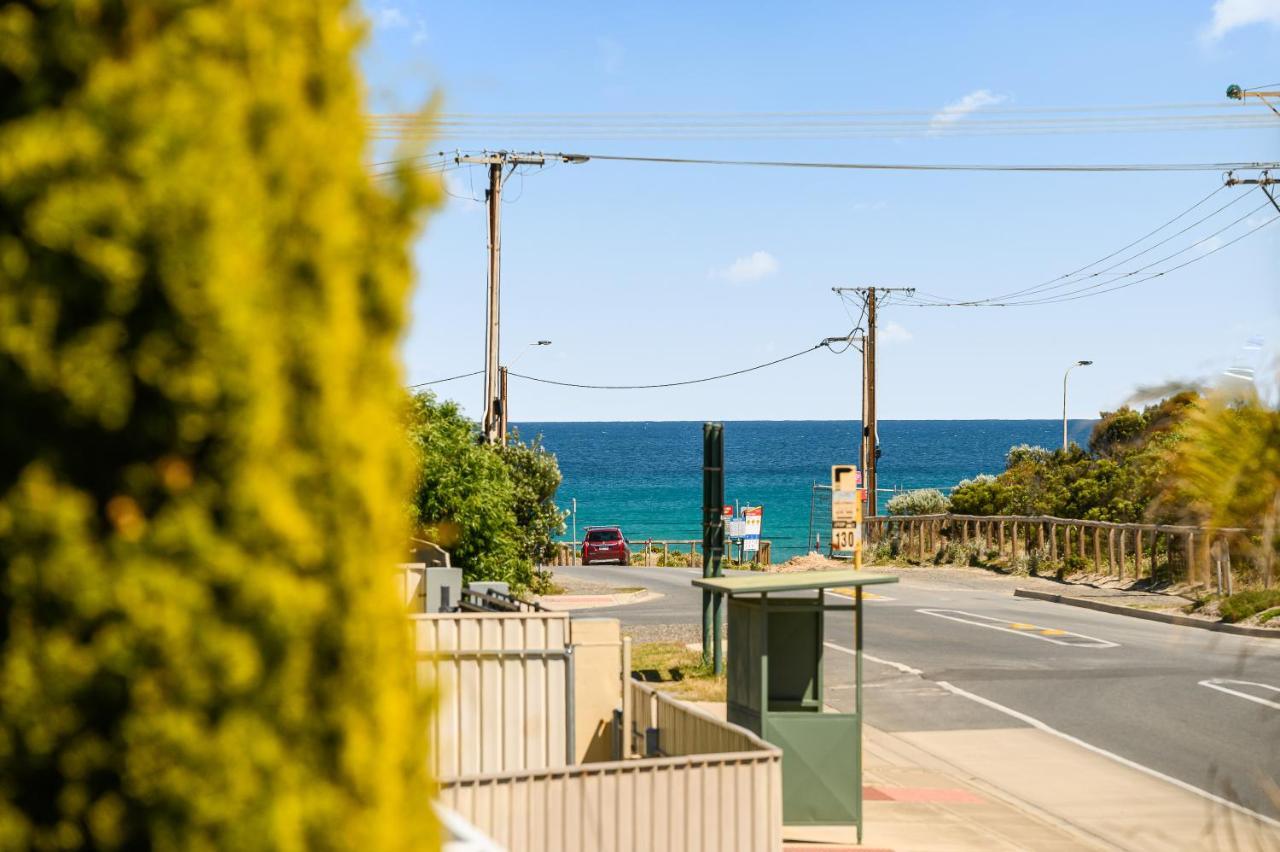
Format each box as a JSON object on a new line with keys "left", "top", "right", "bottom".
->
{"left": 1165, "top": 392, "right": 1280, "bottom": 585}
{"left": 0, "top": 2, "right": 438, "bottom": 849}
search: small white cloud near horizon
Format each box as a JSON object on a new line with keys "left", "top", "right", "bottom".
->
{"left": 880, "top": 321, "right": 913, "bottom": 344}
{"left": 1202, "top": 0, "right": 1280, "bottom": 40}
{"left": 711, "top": 251, "right": 779, "bottom": 284}
{"left": 930, "top": 89, "right": 1008, "bottom": 133}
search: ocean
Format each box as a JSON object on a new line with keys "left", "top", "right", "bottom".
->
{"left": 516, "top": 419, "right": 1096, "bottom": 561}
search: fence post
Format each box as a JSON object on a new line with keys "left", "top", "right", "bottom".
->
{"left": 1093, "top": 527, "right": 1101, "bottom": 573}
{"left": 1118, "top": 528, "right": 1127, "bottom": 580}
{"left": 1011, "top": 522, "right": 1019, "bottom": 558}
{"left": 1050, "top": 523, "right": 1057, "bottom": 561}
{"left": 1135, "top": 529, "right": 1143, "bottom": 578}
{"left": 998, "top": 521, "right": 1006, "bottom": 558}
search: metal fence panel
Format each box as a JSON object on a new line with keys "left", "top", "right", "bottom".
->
{"left": 439, "top": 751, "right": 781, "bottom": 852}
{"left": 414, "top": 612, "right": 570, "bottom": 778}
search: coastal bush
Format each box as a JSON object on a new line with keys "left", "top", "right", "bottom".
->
{"left": 949, "top": 474, "right": 1008, "bottom": 516}
{"left": 406, "top": 392, "right": 565, "bottom": 589}
{"left": 946, "top": 395, "right": 1200, "bottom": 525}
{"left": 886, "top": 488, "right": 951, "bottom": 516}
{"left": 0, "top": 2, "right": 437, "bottom": 848}
{"left": 1218, "top": 590, "right": 1280, "bottom": 623}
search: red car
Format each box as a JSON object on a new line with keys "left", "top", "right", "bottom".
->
{"left": 582, "top": 526, "right": 629, "bottom": 566}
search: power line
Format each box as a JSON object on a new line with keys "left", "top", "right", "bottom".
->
{"left": 570, "top": 153, "right": 1280, "bottom": 173}
{"left": 949, "top": 184, "right": 1231, "bottom": 305}
{"left": 407, "top": 369, "right": 484, "bottom": 389}
{"left": 1003, "top": 212, "right": 1279, "bottom": 306}
{"left": 509, "top": 340, "right": 837, "bottom": 390}
{"left": 939, "top": 186, "right": 1260, "bottom": 306}
{"left": 902, "top": 200, "right": 1278, "bottom": 308}
{"left": 369, "top": 149, "right": 1280, "bottom": 177}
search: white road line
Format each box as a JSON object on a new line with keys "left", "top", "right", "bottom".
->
{"left": 822, "top": 641, "right": 924, "bottom": 675}
{"left": 917, "top": 608, "right": 1119, "bottom": 648}
{"left": 1198, "top": 678, "right": 1280, "bottom": 711}
{"left": 824, "top": 589, "right": 897, "bottom": 602}
{"left": 835, "top": 644, "right": 1280, "bottom": 832}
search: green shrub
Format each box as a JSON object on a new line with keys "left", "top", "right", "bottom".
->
{"left": 1219, "top": 590, "right": 1280, "bottom": 623}
{"left": 0, "top": 3, "right": 436, "bottom": 848}
{"left": 406, "top": 394, "right": 565, "bottom": 589}
{"left": 886, "top": 489, "right": 951, "bottom": 516}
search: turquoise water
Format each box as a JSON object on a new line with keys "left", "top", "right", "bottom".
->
{"left": 517, "top": 419, "right": 1095, "bottom": 560}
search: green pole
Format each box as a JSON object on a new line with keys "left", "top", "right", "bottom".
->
{"left": 702, "top": 422, "right": 725, "bottom": 672}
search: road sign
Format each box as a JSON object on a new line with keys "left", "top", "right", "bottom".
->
{"left": 729, "top": 519, "right": 745, "bottom": 538}
{"left": 742, "top": 506, "right": 763, "bottom": 553}
{"left": 831, "top": 465, "right": 862, "bottom": 554}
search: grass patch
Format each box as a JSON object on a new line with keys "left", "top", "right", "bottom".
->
{"left": 1219, "top": 589, "right": 1280, "bottom": 623}
{"left": 630, "top": 642, "right": 725, "bottom": 702}
{"left": 1258, "top": 608, "right": 1280, "bottom": 624}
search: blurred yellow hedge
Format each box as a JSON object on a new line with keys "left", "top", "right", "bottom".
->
{"left": 0, "top": 2, "right": 437, "bottom": 849}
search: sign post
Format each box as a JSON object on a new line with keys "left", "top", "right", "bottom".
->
{"left": 831, "top": 465, "right": 863, "bottom": 569}
{"left": 742, "top": 506, "right": 763, "bottom": 559}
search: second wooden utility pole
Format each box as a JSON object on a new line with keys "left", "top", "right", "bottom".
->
{"left": 834, "top": 286, "right": 915, "bottom": 519}
{"left": 865, "top": 289, "right": 878, "bottom": 518}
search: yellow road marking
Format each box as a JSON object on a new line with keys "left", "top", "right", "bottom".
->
{"left": 1009, "top": 622, "right": 1036, "bottom": 630}
{"left": 1040, "top": 629, "right": 1066, "bottom": 636}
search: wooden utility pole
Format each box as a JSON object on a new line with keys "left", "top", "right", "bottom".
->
{"left": 455, "top": 152, "right": 552, "bottom": 443}
{"left": 484, "top": 161, "right": 502, "bottom": 443}
{"left": 498, "top": 366, "right": 509, "bottom": 442}
{"left": 833, "top": 287, "right": 915, "bottom": 519}
{"left": 865, "top": 289, "right": 878, "bottom": 517}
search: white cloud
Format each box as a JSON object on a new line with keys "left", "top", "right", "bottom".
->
{"left": 711, "top": 251, "right": 779, "bottom": 283}
{"left": 371, "top": 5, "right": 408, "bottom": 28}
{"left": 1203, "top": 0, "right": 1280, "bottom": 40}
{"left": 370, "top": 4, "right": 428, "bottom": 44}
{"left": 880, "top": 321, "right": 913, "bottom": 344}
{"left": 930, "top": 89, "right": 1008, "bottom": 132}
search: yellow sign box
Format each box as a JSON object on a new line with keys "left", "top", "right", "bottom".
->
{"left": 831, "top": 465, "right": 863, "bottom": 554}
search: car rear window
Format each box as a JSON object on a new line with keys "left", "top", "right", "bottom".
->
{"left": 586, "top": 529, "right": 622, "bottom": 542}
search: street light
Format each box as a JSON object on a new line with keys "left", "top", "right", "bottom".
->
{"left": 507, "top": 339, "right": 552, "bottom": 370}
{"left": 500, "top": 340, "right": 552, "bottom": 439}
{"left": 1063, "top": 360, "right": 1093, "bottom": 451}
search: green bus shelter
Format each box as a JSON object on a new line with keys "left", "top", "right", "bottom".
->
{"left": 692, "top": 570, "right": 899, "bottom": 838}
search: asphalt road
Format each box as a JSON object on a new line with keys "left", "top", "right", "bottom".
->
{"left": 553, "top": 563, "right": 1280, "bottom": 824}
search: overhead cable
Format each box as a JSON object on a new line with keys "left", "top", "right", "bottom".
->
{"left": 509, "top": 340, "right": 838, "bottom": 390}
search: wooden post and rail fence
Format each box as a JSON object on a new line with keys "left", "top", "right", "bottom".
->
{"left": 550, "top": 538, "right": 772, "bottom": 568}
{"left": 861, "top": 513, "right": 1270, "bottom": 592}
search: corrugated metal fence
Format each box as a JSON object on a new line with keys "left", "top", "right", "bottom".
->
{"left": 439, "top": 681, "right": 782, "bottom": 852}
{"left": 414, "top": 611, "right": 571, "bottom": 778}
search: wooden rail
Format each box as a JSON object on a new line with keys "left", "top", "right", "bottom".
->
{"left": 862, "top": 513, "right": 1268, "bottom": 591}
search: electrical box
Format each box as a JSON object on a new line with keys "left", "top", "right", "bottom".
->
{"left": 423, "top": 566, "right": 463, "bottom": 613}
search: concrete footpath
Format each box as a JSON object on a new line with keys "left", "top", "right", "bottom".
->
{"left": 783, "top": 722, "right": 1279, "bottom": 851}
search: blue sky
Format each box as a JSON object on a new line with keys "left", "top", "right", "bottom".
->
{"left": 359, "top": 1, "right": 1280, "bottom": 421}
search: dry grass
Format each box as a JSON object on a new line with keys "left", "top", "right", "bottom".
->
{"left": 630, "top": 642, "right": 726, "bottom": 702}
